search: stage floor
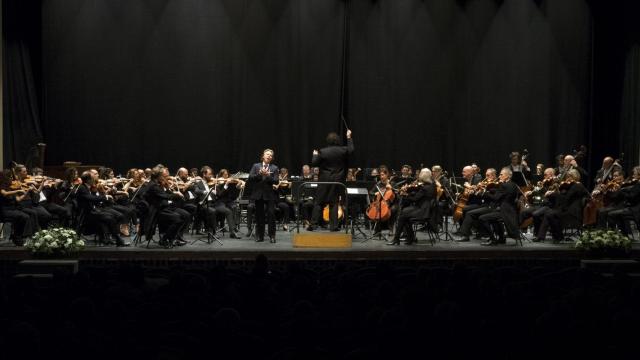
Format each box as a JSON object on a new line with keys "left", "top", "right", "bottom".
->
{"left": 2, "top": 226, "right": 638, "bottom": 262}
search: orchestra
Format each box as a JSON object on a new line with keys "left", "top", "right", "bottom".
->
{"left": 3, "top": 140, "right": 640, "bottom": 248}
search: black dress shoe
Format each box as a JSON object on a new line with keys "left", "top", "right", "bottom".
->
{"left": 256, "top": 237, "right": 264, "bottom": 242}
{"left": 405, "top": 237, "right": 416, "bottom": 245}
{"left": 230, "top": 232, "right": 240, "bottom": 239}
{"left": 116, "top": 241, "right": 131, "bottom": 247}
{"left": 269, "top": 237, "right": 276, "bottom": 243}
{"left": 455, "top": 237, "right": 470, "bottom": 242}
{"left": 386, "top": 240, "right": 400, "bottom": 245}
{"left": 174, "top": 239, "right": 187, "bottom": 246}
{"left": 159, "top": 239, "right": 171, "bottom": 248}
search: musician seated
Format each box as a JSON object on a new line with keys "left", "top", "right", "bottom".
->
{"left": 594, "top": 156, "right": 623, "bottom": 185}
{"left": 519, "top": 168, "right": 555, "bottom": 235}
{"left": 535, "top": 169, "right": 589, "bottom": 242}
{"left": 0, "top": 170, "right": 35, "bottom": 246}
{"left": 274, "top": 168, "right": 293, "bottom": 231}
{"left": 454, "top": 168, "right": 498, "bottom": 242}
{"left": 477, "top": 168, "right": 521, "bottom": 246}
{"left": 391, "top": 164, "right": 414, "bottom": 188}
{"left": 607, "top": 166, "right": 640, "bottom": 236}
{"left": 558, "top": 155, "right": 588, "bottom": 185}
{"left": 14, "top": 164, "right": 53, "bottom": 230}
{"left": 214, "top": 169, "right": 242, "bottom": 238}
{"left": 369, "top": 166, "right": 398, "bottom": 235}
{"left": 193, "top": 166, "right": 218, "bottom": 235}
{"left": 143, "top": 166, "right": 189, "bottom": 247}
{"left": 76, "top": 171, "right": 128, "bottom": 246}
{"left": 387, "top": 168, "right": 436, "bottom": 245}
{"left": 595, "top": 170, "right": 626, "bottom": 229}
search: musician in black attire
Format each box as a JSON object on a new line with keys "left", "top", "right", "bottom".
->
{"left": 75, "top": 171, "right": 128, "bottom": 246}
{"left": 594, "top": 156, "right": 623, "bottom": 185}
{"left": 519, "top": 168, "right": 555, "bottom": 235}
{"left": 307, "top": 129, "right": 354, "bottom": 231}
{"left": 387, "top": 168, "right": 436, "bottom": 245}
{"left": 455, "top": 168, "right": 498, "bottom": 242}
{"left": 248, "top": 149, "right": 279, "bottom": 242}
{"left": 214, "top": 169, "right": 242, "bottom": 238}
{"left": 477, "top": 168, "right": 521, "bottom": 246}
{"left": 0, "top": 170, "right": 34, "bottom": 246}
{"left": 143, "top": 166, "right": 189, "bottom": 247}
{"left": 391, "top": 165, "right": 414, "bottom": 188}
{"left": 274, "top": 168, "right": 294, "bottom": 231}
{"left": 536, "top": 169, "right": 589, "bottom": 242}
{"left": 595, "top": 170, "right": 626, "bottom": 229}
{"left": 13, "top": 164, "right": 53, "bottom": 230}
{"left": 369, "top": 166, "right": 399, "bottom": 235}
{"left": 193, "top": 166, "right": 219, "bottom": 236}
{"left": 558, "top": 155, "right": 588, "bottom": 183}
{"left": 507, "top": 151, "right": 531, "bottom": 187}
{"left": 607, "top": 166, "right": 640, "bottom": 236}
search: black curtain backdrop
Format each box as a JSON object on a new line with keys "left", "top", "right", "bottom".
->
{"left": 40, "top": 0, "right": 344, "bottom": 174}
{"left": 6, "top": 0, "right": 637, "bottom": 176}
{"left": 347, "top": 0, "right": 591, "bottom": 174}
{"left": 2, "top": 0, "right": 43, "bottom": 168}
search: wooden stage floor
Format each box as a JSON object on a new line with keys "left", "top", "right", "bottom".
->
{"left": 2, "top": 226, "right": 639, "bottom": 263}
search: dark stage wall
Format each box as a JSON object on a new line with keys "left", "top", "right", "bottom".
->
{"left": 4, "top": 0, "right": 639, "bottom": 176}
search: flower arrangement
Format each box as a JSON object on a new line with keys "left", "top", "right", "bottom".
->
{"left": 25, "top": 228, "right": 85, "bottom": 256}
{"left": 575, "top": 229, "right": 631, "bottom": 255}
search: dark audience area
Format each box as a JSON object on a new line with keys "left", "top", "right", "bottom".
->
{"left": 1, "top": 257, "right": 638, "bottom": 359}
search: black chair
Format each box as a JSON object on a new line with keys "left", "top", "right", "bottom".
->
{"left": 409, "top": 200, "right": 440, "bottom": 246}
{"left": 74, "top": 209, "right": 103, "bottom": 246}
{"left": 561, "top": 197, "right": 589, "bottom": 241}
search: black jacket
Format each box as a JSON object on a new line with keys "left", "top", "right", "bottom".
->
{"left": 621, "top": 181, "right": 640, "bottom": 222}
{"left": 484, "top": 180, "right": 520, "bottom": 236}
{"left": 75, "top": 184, "right": 108, "bottom": 214}
{"left": 549, "top": 182, "right": 589, "bottom": 220}
{"left": 248, "top": 163, "right": 279, "bottom": 201}
{"left": 403, "top": 182, "right": 436, "bottom": 217}
{"left": 311, "top": 138, "right": 354, "bottom": 182}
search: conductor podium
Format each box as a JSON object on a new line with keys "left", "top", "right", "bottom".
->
{"left": 292, "top": 232, "right": 352, "bottom": 248}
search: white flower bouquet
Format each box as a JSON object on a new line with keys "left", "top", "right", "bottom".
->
{"left": 575, "top": 229, "right": 631, "bottom": 255}
{"left": 26, "top": 228, "right": 85, "bottom": 256}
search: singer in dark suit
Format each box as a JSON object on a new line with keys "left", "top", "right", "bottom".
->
{"left": 248, "top": 149, "right": 279, "bottom": 242}
{"left": 308, "top": 129, "right": 354, "bottom": 231}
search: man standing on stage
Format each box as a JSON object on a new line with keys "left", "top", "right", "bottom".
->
{"left": 248, "top": 149, "right": 279, "bottom": 243}
{"left": 307, "top": 129, "right": 354, "bottom": 231}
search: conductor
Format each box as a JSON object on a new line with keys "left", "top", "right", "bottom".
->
{"left": 307, "top": 129, "right": 354, "bottom": 231}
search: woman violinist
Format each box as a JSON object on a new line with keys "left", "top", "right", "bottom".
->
{"left": 367, "top": 165, "right": 398, "bottom": 236}
{"left": 0, "top": 169, "right": 35, "bottom": 246}
{"left": 387, "top": 168, "right": 436, "bottom": 245}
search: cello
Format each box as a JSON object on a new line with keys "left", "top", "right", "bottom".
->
{"left": 366, "top": 182, "right": 395, "bottom": 222}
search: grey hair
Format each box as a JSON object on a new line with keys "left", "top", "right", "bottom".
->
{"left": 418, "top": 168, "right": 432, "bottom": 184}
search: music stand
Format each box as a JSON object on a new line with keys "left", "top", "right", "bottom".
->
{"left": 346, "top": 185, "right": 370, "bottom": 239}
{"left": 192, "top": 186, "right": 223, "bottom": 246}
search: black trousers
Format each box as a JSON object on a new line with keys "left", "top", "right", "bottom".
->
{"left": 199, "top": 203, "right": 217, "bottom": 233}
{"left": 214, "top": 202, "right": 236, "bottom": 233}
{"left": 158, "top": 207, "right": 190, "bottom": 241}
{"left": 479, "top": 209, "right": 506, "bottom": 241}
{"left": 255, "top": 199, "right": 276, "bottom": 238}
{"left": 597, "top": 205, "right": 624, "bottom": 229}
{"left": 22, "top": 205, "right": 52, "bottom": 230}
{"left": 2, "top": 208, "right": 33, "bottom": 238}
{"left": 276, "top": 200, "right": 292, "bottom": 223}
{"left": 89, "top": 209, "right": 120, "bottom": 237}
{"left": 608, "top": 208, "right": 635, "bottom": 236}
{"left": 393, "top": 205, "right": 423, "bottom": 242}
{"left": 459, "top": 206, "right": 492, "bottom": 236}
{"left": 43, "top": 202, "right": 72, "bottom": 227}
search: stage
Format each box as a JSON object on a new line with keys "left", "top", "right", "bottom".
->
{"left": 2, "top": 227, "right": 638, "bottom": 267}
